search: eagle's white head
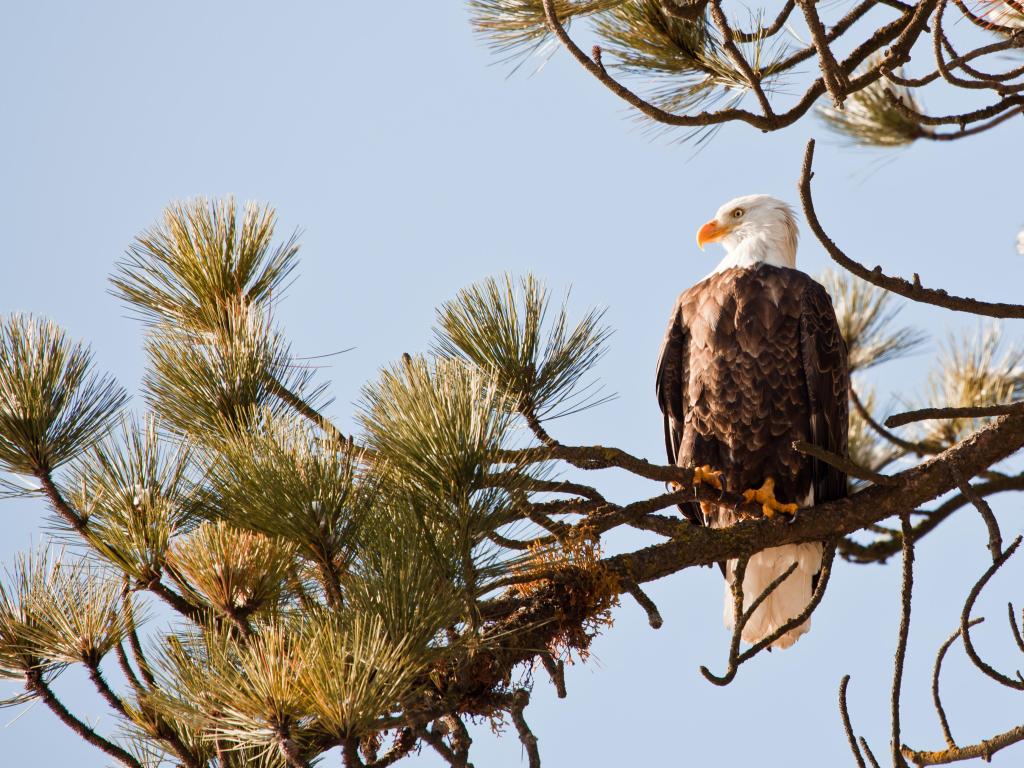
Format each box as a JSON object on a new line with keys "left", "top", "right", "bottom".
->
{"left": 696, "top": 194, "right": 799, "bottom": 274}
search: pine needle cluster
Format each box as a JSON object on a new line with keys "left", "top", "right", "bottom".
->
{"left": 0, "top": 198, "right": 617, "bottom": 767}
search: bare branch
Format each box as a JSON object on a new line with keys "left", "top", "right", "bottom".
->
{"left": 707, "top": 0, "right": 776, "bottom": 118}
{"left": 794, "top": 440, "right": 896, "bottom": 485}
{"left": 799, "top": 139, "right": 1024, "bottom": 319}
{"left": 840, "top": 472, "right": 1024, "bottom": 564}
{"left": 931, "top": 618, "right": 985, "bottom": 751}
{"left": 840, "top": 675, "right": 868, "bottom": 768}
{"left": 862, "top": 738, "right": 883, "bottom": 768}
{"left": 622, "top": 576, "right": 664, "bottom": 629}
{"left": 540, "top": 652, "right": 567, "bottom": 698}
{"left": 268, "top": 375, "right": 348, "bottom": 444}
{"left": 510, "top": 690, "right": 541, "bottom": 768}
{"left": 701, "top": 547, "right": 835, "bottom": 685}
{"left": 367, "top": 729, "right": 417, "bottom": 768}
{"left": 700, "top": 556, "right": 750, "bottom": 686}
{"left": 892, "top": 514, "right": 914, "bottom": 768}
{"left": 887, "top": 403, "right": 1024, "bottom": 428}
{"left": 952, "top": 462, "right": 1003, "bottom": 562}
{"left": 1010, "top": 603, "right": 1024, "bottom": 655}
{"left": 26, "top": 668, "right": 142, "bottom": 768}
{"left": 123, "top": 590, "right": 157, "bottom": 689}
{"left": 797, "top": 0, "right": 851, "bottom": 106}
{"left": 960, "top": 537, "right": 1024, "bottom": 690}
{"left": 902, "top": 724, "right": 1024, "bottom": 765}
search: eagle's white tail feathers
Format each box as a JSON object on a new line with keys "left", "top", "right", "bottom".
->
{"left": 723, "top": 542, "right": 823, "bottom": 649}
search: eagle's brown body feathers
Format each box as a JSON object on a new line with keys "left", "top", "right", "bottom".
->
{"left": 656, "top": 263, "right": 849, "bottom": 647}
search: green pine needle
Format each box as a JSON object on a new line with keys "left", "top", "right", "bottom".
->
{"left": 111, "top": 197, "right": 299, "bottom": 332}
{"left": 208, "top": 412, "right": 368, "bottom": 570}
{"left": 0, "top": 547, "right": 128, "bottom": 676}
{"left": 0, "top": 315, "right": 127, "bottom": 475}
{"left": 143, "top": 304, "right": 324, "bottom": 441}
{"left": 66, "top": 415, "right": 199, "bottom": 581}
{"left": 433, "top": 273, "right": 613, "bottom": 420}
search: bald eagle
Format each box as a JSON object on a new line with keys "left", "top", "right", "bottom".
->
{"left": 656, "top": 194, "right": 849, "bottom": 649}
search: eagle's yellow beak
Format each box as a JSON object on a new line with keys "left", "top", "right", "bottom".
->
{"left": 697, "top": 219, "right": 730, "bottom": 251}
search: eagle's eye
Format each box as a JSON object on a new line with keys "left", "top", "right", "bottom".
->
{"left": 732, "top": 208, "right": 745, "bottom": 219}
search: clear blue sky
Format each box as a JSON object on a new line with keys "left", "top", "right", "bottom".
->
{"left": 2, "top": 3, "right": 1022, "bottom": 766}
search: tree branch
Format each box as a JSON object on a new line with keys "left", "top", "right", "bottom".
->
{"left": 26, "top": 668, "right": 143, "bottom": 768}
{"left": 797, "top": 0, "right": 851, "bottom": 105}
{"left": 959, "top": 537, "right": 1024, "bottom": 690}
{"left": 891, "top": 514, "right": 915, "bottom": 768}
{"left": 931, "top": 618, "right": 984, "bottom": 751}
{"left": 886, "top": 403, "right": 1024, "bottom": 428}
{"left": 799, "top": 139, "right": 1024, "bottom": 319}
{"left": 952, "top": 462, "right": 1003, "bottom": 562}
{"left": 509, "top": 690, "right": 541, "bottom": 768}
{"left": 840, "top": 675, "right": 868, "bottom": 768}
{"left": 794, "top": 440, "right": 896, "bottom": 485}
{"left": 902, "top": 724, "right": 1024, "bottom": 765}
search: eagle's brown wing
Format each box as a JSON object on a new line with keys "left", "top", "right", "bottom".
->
{"left": 655, "top": 297, "right": 702, "bottom": 525}
{"left": 798, "top": 279, "right": 850, "bottom": 505}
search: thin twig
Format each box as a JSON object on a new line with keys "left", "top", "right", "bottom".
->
{"left": 708, "top": 0, "right": 776, "bottom": 118}
{"left": 959, "top": 537, "right": 1024, "bottom": 690}
{"left": 797, "top": 0, "right": 851, "bottom": 105}
{"left": 931, "top": 618, "right": 984, "bottom": 750}
{"left": 839, "top": 675, "right": 868, "bottom": 768}
{"left": 622, "top": 577, "right": 664, "bottom": 629}
{"left": 734, "top": 0, "right": 795, "bottom": 42}
{"left": 701, "top": 551, "right": 831, "bottom": 686}
{"left": 509, "top": 690, "right": 540, "bottom": 768}
{"left": 862, "top": 738, "right": 883, "bottom": 768}
{"left": 538, "top": 0, "right": 771, "bottom": 130}
{"left": 123, "top": 590, "right": 157, "bottom": 688}
{"left": 840, "top": 472, "right": 1024, "bottom": 564}
{"left": 887, "top": 402, "right": 1024, "bottom": 428}
{"left": 794, "top": 440, "right": 896, "bottom": 485}
{"left": 886, "top": 90, "right": 1024, "bottom": 127}
{"left": 731, "top": 546, "right": 836, "bottom": 667}
{"left": 892, "top": 514, "right": 915, "bottom": 768}
{"left": 1009, "top": 603, "right": 1024, "bottom": 655}
{"left": 852, "top": 389, "right": 933, "bottom": 458}
{"left": 799, "top": 139, "right": 1024, "bottom": 319}
{"left": 86, "top": 660, "right": 130, "bottom": 718}
{"left": 115, "top": 642, "right": 145, "bottom": 695}
{"left": 268, "top": 376, "right": 347, "bottom": 444}
{"left": 952, "top": 462, "right": 1003, "bottom": 561}
{"left": 540, "top": 653, "right": 567, "bottom": 698}
{"left": 700, "top": 557, "right": 749, "bottom": 685}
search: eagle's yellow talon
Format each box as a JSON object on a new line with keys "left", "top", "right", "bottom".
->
{"left": 741, "top": 477, "right": 798, "bottom": 519}
{"left": 693, "top": 465, "right": 723, "bottom": 490}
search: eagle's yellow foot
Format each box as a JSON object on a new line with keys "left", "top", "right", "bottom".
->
{"left": 741, "top": 477, "right": 798, "bottom": 519}
{"left": 669, "top": 465, "right": 723, "bottom": 493}
{"left": 693, "top": 465, "right": 723, "bottom": 490}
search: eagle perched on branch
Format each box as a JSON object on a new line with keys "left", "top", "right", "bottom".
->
{"left": 656, "top": 194, "right": 849, "bottom": 649}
